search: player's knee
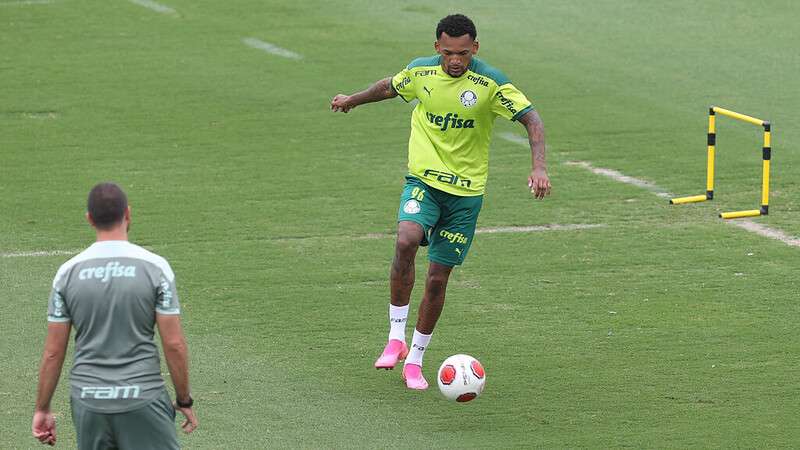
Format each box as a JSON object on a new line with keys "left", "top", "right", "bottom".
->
{"left": 396, "top": 221, "right": 423, "bottom": 254}
{"left": 426, "top": 269, "right": 450, "bottom": 288}
{"left": 395, "top": 235, "right": 419, "bottom": 256}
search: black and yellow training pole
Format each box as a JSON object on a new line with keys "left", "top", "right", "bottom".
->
{"left": 670, "top": 106, "right": 771, "bottom": 219}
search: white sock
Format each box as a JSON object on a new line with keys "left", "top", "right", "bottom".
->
{"left": 405, "top": 329, "right": 432, "bottom": 367}
{"left": 388, "top": 304, "right": 409, "bottom": 342}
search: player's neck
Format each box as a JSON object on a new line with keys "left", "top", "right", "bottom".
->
{"left": 95, "top": 225, "right": 128, "bottom": 242}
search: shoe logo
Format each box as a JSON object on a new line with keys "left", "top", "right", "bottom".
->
{"left": 423, "top": 86, "right": 433, "bottom": 97}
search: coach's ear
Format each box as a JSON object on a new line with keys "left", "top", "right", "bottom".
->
{"left": 86, "top": 212, "right": 96, "bottom": 228}
{"left": 124, "top": 206, "right": 132, "bottom": 231}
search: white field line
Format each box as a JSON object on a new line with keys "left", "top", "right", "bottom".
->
{"left": 563, "top": 161, "right": 673, "bottom": 198}
{"left": 127, "top": 0, "right": 176, "bottom": 15}
{"left": 498, "top": 133, "right": 672, "bottom": 198}
{"left": 564, "top": 159, "right": 800, "bottom": 248}
{"left": 0, "top": 0, "right": 53, "bottom": 5}
{"left": 499, "top": 132, "right": 800, "bottom": 247}
{"left": 561, "top": 161, "right": 800, "bottom": 248}
{"left": 499, "top": 132, "right": 800, "bottom": 249}
{"left": 357, "top": 223, "right": 605, "bottom": 240}
{"left": 477, "top": 224, "right": 605, "bottom": 234}
{"left": 730, "top": 220, "right": 800, "bottom": 248}
{"left": 242, "top": 38, "right": 303, "bottom": 60}
{"left": 2, "top": 249, "right": 79, "bottom": 258}
{"left": 2, "top": 225, "right": 602, "bottom": 253}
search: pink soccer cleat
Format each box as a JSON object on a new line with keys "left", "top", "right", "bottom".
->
{"left": 374, "top": 339, "right": 408, "bottom": 370}
{"left": 402, "top": 363, "right": 428, "bottom": 390}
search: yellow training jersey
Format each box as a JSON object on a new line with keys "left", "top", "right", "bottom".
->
{"left": 391, "top": 55, "right": 533, "bottom": 196}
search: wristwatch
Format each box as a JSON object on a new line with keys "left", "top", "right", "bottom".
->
{"left": 176, "top": 396, "right": 194, "bottom": 408}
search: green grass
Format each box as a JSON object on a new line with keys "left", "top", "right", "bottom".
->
{"left": 2, "top": 0, "right": 800, "bottom": 448}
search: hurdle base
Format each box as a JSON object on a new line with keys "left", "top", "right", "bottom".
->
{"left": 720, "top": 209, "right": 761, "bottom": 219}
{"left": 670, "top": 195, "right": 708, "bottom": 205}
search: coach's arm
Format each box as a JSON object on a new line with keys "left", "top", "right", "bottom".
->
{"left": 157, "top": 314, "right": 198, "bottom": 433}
{"left": 518, "top": 109, "right": 551, "bottom": 199}
{"left": 32, "top": 322, "right": 71, "bottom": 446}
{"left": 331, "top": 77, "right": 398, "bottom": 113}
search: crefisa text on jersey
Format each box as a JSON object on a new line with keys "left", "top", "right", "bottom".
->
{"left": 425, "top": 112, "right": 475, "bottom": 131}
{"left": 78, "top": 261, "right": 137, "bottom": 283}
{"left": 495, "top": 91, "right": 518, "bottom": 115}
{"left": 396, "top": 76, "right": 412, "bottom": 90}
{"left": 466, "top": 74, "right": 489, "bottom": 87}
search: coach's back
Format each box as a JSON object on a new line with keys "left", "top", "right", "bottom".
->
{"left": 48, "top": 240, "right": 180, "bottom": 413}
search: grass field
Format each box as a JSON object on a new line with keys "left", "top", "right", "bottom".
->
{"left": 2, "top": 0, "right": 800, "bottom": 448}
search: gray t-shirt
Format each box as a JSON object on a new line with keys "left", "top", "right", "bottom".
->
{"left": 47, "top": 240, "right": 180, "bottom": 413}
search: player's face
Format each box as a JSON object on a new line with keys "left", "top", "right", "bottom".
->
{"left": 435, "top": 33, "right": 478, "bottom": 77}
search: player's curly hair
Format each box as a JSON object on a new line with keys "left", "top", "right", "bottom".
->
{"left": 436, "top": 14, "right": 477, "bottom": 40}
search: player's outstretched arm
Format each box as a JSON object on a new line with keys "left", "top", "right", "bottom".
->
{"left": 32, "top": 322, "right": 71, "bottom": 446}
{"left": 518, "top": 109, "right": 551, "bottom": 200}
{"left": 156, "top": 314, "right": 198, "bottom": 434}
{"left": 331, "top": 77, "right": 398, "bottom": 113}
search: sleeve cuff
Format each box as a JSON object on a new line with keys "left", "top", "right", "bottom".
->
{"left": 47, "top": 316, "right": 71, "bottom": 323}
{"left": 156, "top": 309, "right": 181, "bottom": 315}
{"left": 512, "top": 105, "right": 534, "bottom": 121}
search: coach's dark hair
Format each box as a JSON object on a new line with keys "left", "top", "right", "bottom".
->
{"left": 87, "top": 182, "right": 128, "bottom": 230}
{"left": 436, "top": 14, "right": 477, "bottom": 40}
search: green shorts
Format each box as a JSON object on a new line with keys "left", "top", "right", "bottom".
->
{"left": 397, "top": 176, "right": 483, "bottom": 267}
{"left": 70, "top": 388, "right": 179, "bottom": 450}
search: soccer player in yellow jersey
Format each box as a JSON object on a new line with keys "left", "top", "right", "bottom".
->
{"left": 331, "top": 14, "right": 550, "bottom": 390}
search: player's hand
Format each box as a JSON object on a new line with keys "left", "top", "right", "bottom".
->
{"left": 528, "top": 168, "right": 551, "bottom": 200}
{"left": 32, "top": 410, "right": 57, "bottom": 446}
{"left": 174, "top": 405, "right": 198, "bottom": 434}
{"left": 331, "top": 94, "right": 355, "bottom": 113}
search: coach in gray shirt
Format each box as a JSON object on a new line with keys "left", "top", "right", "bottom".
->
{"left": 32, "top": 182, "right": 198, "bottom": 449}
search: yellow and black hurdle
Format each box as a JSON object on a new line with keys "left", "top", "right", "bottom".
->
{"left": 670, "top": 106, "right": 772, "bottom": 219}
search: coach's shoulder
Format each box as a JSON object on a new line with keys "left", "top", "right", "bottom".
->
{"left": 468, "top": 57, "right": 511, "bottom": 86}
{"left": 52, "top": 251, "right": 87, "bottom": 286}
{"left": 128, "top": 243, "right": 175, "bottom": 280}
{"left": 406, "top": 55, "right": 441, "bottom": 70}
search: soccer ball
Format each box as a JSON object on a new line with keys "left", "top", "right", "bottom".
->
{"left": 437, "top": 354, "right": 486, "bottom": 402}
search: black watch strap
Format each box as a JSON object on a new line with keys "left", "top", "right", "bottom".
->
{"left": 176, "top": 396, "right": 193, "bottom": 408}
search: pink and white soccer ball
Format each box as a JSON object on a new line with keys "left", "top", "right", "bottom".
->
{"left": 437, "top": 354, "right": 486, "bottom": 402}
